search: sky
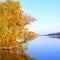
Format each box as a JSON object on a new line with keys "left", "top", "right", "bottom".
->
{"left": 19, "top": 0, "right": 60, "bottom": 34}
{"left": 2, "top": 0, "right": 60, "bottom": 34}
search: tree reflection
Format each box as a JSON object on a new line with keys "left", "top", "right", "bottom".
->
{"left": 49, "top": 36, "right": 60, "bottom": 39}
{"left": 0, "top": 45, "right": 36, "bottom": 60}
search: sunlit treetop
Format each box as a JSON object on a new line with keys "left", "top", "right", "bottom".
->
{"left": 0, "top": 0, "right": 39, "bottom": 48}
{"left": 6, "top": 0, "right": 18, "bottom": 2}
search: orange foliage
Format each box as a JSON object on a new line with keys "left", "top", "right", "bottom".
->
{"left": 0, "top": 48, "right": 36, "bottom": 60}
{"left": 0, "top": 1, "right": 38, "bottom": 48}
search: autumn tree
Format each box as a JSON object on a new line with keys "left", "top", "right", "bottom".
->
{"left": 0, "top": 0, "right": 38, "bottom": 48}
{"left": 0, "top": 47, "right": 36, "bottom": 60}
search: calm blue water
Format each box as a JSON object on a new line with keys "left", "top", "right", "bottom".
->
{"left": 27, "top": 36, "right": 60, "bottom": 60}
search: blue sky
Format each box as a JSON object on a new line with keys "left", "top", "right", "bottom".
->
{"left": 19, "top": 0, "right": 60, "bottom": 34}
{"left": 2, "top": 0, "right": 60, "bottom": 34}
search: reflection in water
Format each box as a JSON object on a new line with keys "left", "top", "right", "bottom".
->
{"left": 49, "top": 36, "right": 60, "bottom": 39}
{"left": 50, "top": 37, "right": 60, "bottom": 39}
{"left": 0, "top": 46, "right": 36, "bottom": 60}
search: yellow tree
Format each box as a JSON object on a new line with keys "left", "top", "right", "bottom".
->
{"left": 0, "top": 0, "right": 39, "bottom": 48}
{"left": 0, "top": 47, "right": 36, "bottom": 60}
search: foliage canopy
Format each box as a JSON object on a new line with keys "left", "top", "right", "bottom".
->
{"left": 0, "top": 1, "right": 38, "bottom": 48}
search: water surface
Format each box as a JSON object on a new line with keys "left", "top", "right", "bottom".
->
{"left": 0, "top": 36, "right": 60, "bottom": 60}
{"left": 27, "top": 36, "right": 60, "bottom": 60}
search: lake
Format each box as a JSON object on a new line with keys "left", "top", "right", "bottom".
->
{"left": 27, "top": 36, "right": 60, "bottom": 60}
{"left": 0, "top": 36, "right": 60, "bottom": 60}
